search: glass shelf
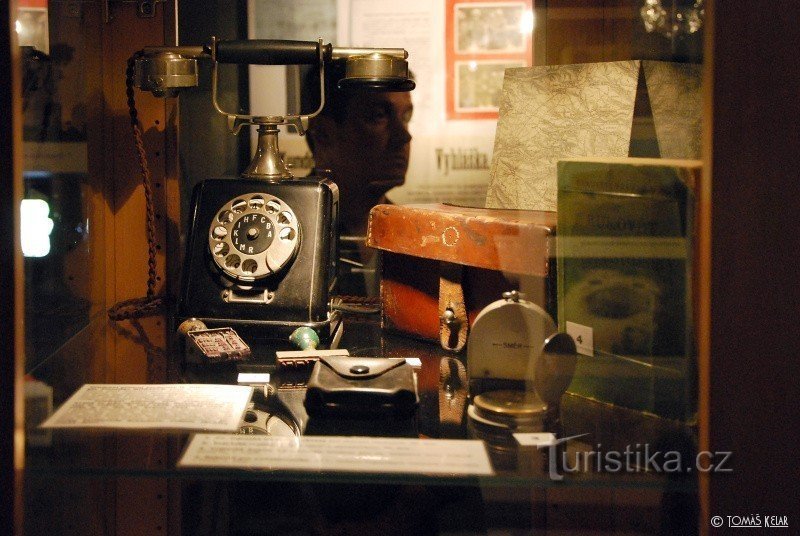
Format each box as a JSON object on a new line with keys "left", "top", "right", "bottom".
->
{"left": 24, "top": 318, "right": 698, "bottom": 496}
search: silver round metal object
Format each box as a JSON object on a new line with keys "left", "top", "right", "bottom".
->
{"left": 209, "top": 193, "right": 300, "bottom": 281}
{"left": 341, "top": 53, "right": 415, "bottom": 90}
{"left": 134, "top": 52, "right": 198, "bottom": 98}
{"left": 472, "top": 390, "right": 548, "bottom": 431}
{"left": 467, "top": 393, "right": 547, "bottom": 473}
{"left": 467, "top": 295, "right": 557, "bottom": 383}
{"left": 534, "top": 332, "right": 578, "bottom": 406}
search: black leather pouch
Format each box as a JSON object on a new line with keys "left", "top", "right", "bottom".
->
{"left": 304, "top": 357, "right": 418, "bottom": 418}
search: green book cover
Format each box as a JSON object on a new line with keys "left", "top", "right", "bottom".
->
{"left": 557, "top": 157, "right": 700, "bottom": 420}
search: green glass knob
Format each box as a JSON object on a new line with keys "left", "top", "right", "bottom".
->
{"left": 289, "top": 327, "right": 319, "bottom": 351}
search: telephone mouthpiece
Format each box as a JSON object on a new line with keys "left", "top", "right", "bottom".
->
{"left": 338, "top": 53, "right": 415, "bottom": 92}
{"left": 134, "top": 52, "right": 199, "bottom": 98}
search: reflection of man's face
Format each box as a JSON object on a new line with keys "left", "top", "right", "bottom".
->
{"left": 311, "top": 91, "right": 413, "bottom": 227}
{"left": 342, "top": 91, "right": 413, "bottom": 192}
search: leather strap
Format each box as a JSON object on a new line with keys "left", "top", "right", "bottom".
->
{"left": 438, "top": 262, "right": 468, "bottom": 352}
{"left": 438, "top": 357, "right": 468, "bottom": 436}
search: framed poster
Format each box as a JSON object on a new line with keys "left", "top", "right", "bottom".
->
{"left": 446, "top": 0, "right": 533, "bottom": 120}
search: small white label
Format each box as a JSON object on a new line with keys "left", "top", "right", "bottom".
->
{"left": 405, "top": 357, "right": 422, "bottom": 369}
{"left": 275, "top": 349, "right": 350, "bottom": 359}
{"left": 513, "top": 433, "right": 556, "bottom": 447}
{"left": 566, "top": 321, "right": 594, "bottom": 356}
{"left": 237, "top": 373, "right": 271, "bottom": 384}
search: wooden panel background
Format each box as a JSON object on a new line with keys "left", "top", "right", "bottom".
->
{"left": 540, "top": 0, "right": 633, "bottom": 65}
{"left": 15, "top": 1, "right": 179, "bottom": 534}
{"left": 537, "top": 0, "right": 700, "bottom": 66}
{"left": 101, "top": 2, "right": 179, "bottom": 534}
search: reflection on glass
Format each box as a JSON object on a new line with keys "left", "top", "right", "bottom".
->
{"left": 20, "top": 198, "right": 54, "bottom": 257}
{"left": 23, "top": 171, "right": 91, "bottom": 370}
{"left": 21, "top": 6, "right": 95, "bottom": 372}
{"left": 16, "top": 6, "right": 49, "bottom": 53}
{"left": 640, "top": 0, "right": 705, "bottom": 38}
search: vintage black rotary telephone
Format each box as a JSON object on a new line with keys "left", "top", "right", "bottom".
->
{"left": 133, "top": 38, "right": 414, "bottom": 355}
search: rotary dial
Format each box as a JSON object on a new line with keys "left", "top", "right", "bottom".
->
{"left": 208, "top": 193, "right": 300, "bottom": 281}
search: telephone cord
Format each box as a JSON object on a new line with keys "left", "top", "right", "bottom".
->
{"left": 107, "top": 51, "right": 166, "bottom": 322}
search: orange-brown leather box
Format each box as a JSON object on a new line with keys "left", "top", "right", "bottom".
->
{"left": 367, "top": 204, "right": 557, "bottom": 351}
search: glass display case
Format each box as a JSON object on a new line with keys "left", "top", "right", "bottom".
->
{"left": 7, "top": 1, "right": 799, "bottom": 535}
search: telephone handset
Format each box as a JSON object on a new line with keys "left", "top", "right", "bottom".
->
{"left": 132, "top": 37, "right": 414, "bottom": 354}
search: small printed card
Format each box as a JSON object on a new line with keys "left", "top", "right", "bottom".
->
{"left": 179, "top": 434, "right": 494, "bottom": 476}
{"left": 40, "top": 384, "right": 253, "bottom": 432}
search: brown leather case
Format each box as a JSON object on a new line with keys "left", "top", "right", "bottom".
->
{"left": 367, "top": 204, "right": 557, "bottom": 350}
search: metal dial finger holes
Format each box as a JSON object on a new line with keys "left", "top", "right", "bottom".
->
{"left": 208, "top": 193, "right": 300, "bottom": 281}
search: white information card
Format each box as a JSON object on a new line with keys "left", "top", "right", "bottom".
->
{"left": 179, "top": 434, "right": 494, "bottom": 476}
{"left": 513, "top": 432, "right": 557, "bottom": 447}
{"left": 40, "top": 384, "right": 253, "bottom": 432}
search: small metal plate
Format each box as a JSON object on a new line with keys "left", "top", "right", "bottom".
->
{"left": 473, "top": 390, "right": 547, "bottom": 419}
{"left": 187, "top": 327, "right": 251, "bottom": 362}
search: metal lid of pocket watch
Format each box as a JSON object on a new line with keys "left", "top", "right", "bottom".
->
{"left": 466, "top": 291, "right": 578, "bottom": 405}
{"left": 472, "top": 389, "right": 548, "bottom": 429}
{"left": 467, "top": 389, "right": 553, "bottom": 474}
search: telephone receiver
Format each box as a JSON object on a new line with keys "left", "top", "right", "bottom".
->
{"left": 131, "top": 38, "right": 415, "bottom": 356}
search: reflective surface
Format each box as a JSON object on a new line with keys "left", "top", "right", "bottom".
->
{"left": 26, "top": 318, "right": 697, "bottom": 486}
{"left": 24, "top": 318, "right": 697, "bottom": 532}
{"left": 21, "top": 2, "right": 105, "bottom": 373}
{"left": 20, "top": 6, "right": 111, "bottom": 533}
